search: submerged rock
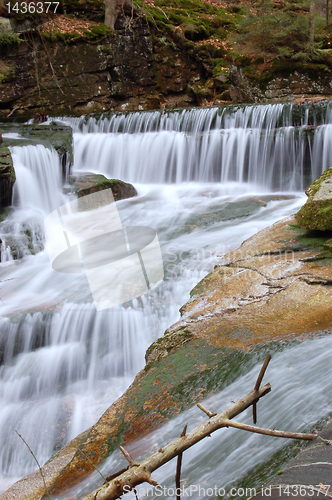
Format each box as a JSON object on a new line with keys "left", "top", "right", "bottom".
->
{"left": 296, "top": 168, "right": 332, "bottom": 231}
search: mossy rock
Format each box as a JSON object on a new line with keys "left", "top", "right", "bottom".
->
{"left": 145, "top": 327, "right": 194, "bottom": 364}
{"left": 296, "top": 168, "right": 332, "bottom": 231}
{"left": 71, "top": 173, "right": 137, "bottom": 202}
{"left": 323, "top": 238, "right": 332, "bottom": 250}
{"left": 0, "top": 144, "right": 15, "bottom": 208}
{"left": 1, "top": 122, "right": 74, "bottom": 164}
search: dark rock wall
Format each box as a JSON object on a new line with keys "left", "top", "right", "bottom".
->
{"left": 0, "top": 16, "right": 203, "bottom": 120}
{"left": 0, "top": 145, "right": 15, "bottom": 208}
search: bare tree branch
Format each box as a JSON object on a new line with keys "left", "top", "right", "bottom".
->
{"left": 253, "top": 354, "right": 271, "bottom": 424}
{"left": 196, "top": 403, "right": 216, "bottom": 418}
{"left": 82, "top": 356, "right": 317, "bottom": 500}
{"left": 254, "top": 354, "right": 271, "bottom": 391}
{"left": 175, "top": 425, "right": 187, "bottom": 500}
{"left": 224, "top": 419, "right": 317, "bottom": 440}
{"left": 119, "top": 446, "right": 139, "bottom": 467}
{"left": 83, "top": 382, "right": 272, "bottom": 500}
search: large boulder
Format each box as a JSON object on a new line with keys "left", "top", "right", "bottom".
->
{"left": 296, "top": 168, "right": 332, "bottom": 231}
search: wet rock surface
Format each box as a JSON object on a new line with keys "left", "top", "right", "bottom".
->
{"left": 1, "top": 121, "right": 73, "bottom": 166}
{"left": 249, "top": 420, "right": 332, "bottom": 500}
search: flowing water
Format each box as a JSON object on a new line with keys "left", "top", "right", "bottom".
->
{"left": 71, "top": 335, "right": 332, "bottom": 499}
{"left": 0, "top": 102, "right": 331, "bottom": 495}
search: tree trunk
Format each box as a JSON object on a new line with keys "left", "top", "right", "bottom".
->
{"left": 326, "top": 0, "right": 329, "bottom": 28}
{"left": 309, "top": 0, "right": 316, "bottom": 44}
{"left": 104, "top": 0, "right": 138, "bottom": 30}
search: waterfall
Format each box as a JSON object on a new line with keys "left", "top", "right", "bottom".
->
{"left": 61, "top": 102, "right": 332, "bottom": 190}
{"left": 0, "top": 102, "right": 330, "bottom": 494}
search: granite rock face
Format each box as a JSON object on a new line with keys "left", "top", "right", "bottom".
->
{"left": 296, "top": 168, "right": 332, "bottom": 231}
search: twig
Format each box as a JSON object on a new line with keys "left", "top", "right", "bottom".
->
{"left": 38, "top": 27, "right": 64, "bottom": 94}
{"left": 317, "top": 436, "right": 332, "bottom": 445}
{"left": 196, "top": 403, "right": 216, "bottom": 418}
{"left": 224, "top": 419, "right": 317, "bottom": 440}
{"left": 253, "top": 401, "right": 258, "bottom": 425}
{"left": 175, "top": 425, "right": 187, "bottom": 500}
{"left": 79, "top": 449, "right": 107, "bottom": 482}
{"left": 6, "top": 106, "right": 20, "bottom": 118}
{"left": 253, "top": 354, "right": 271, "bottom": 424}
{"left": 254, "top": 354, "right": 272, "bottom": 391}
{"left": 79, "top": 355, "right": 320, "bottom": 500}
{"left": 155, "top": 5, "right": 169, "bottom": 19}
{"left": 119, "top": 446, "right": 139, "bottom": 467}
{"left": 83, "top": 381, "right": 272, "bottom": 500}
{"left": 15, "top": 431, "right": 51, "bottom": 500}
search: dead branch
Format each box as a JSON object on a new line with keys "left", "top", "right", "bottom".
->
{"left": 175, "top": 425, "right": 187, "bottom": 500}
{"left": 82, "top": 356, "right": 317, "bottom": 500}
{"left": 224, "top": 419, "right": 317, "bottom": 440}
{"left": 196, "top": 403, "right": 216, "bottom": 418}
{"left": 120, "top": 446, "right": 139, "bottom": 467}
{"left": 6, "top": 106, "right": 20, "bottom": 118}
{"left": 254, "top": 354, "right": 271, "bottom": 391}
{"left": 253, "top": 354, "right": 271, "bottom": 424}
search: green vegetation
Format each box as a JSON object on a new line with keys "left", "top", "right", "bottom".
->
{"left": 2, "top": 0, "right": 332, "bottom": 100}
{"left": 0, "top": 26, "right": 21, "bottom": 45}
{"left": 0, "top": 60, "right": 14, "bottom": 83}
{"left": 232, "top": 0, "right": 325, "bottom": 64}
{"left": 42, "top": 22, "right": 113, "bottom": 42}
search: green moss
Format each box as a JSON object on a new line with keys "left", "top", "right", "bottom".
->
{"left": 213, "top": 58, "right": 229, "bottom": 77}
{"left": 305, "top": 167, "right": 332, "bottom": 197}
{"left": 296, "top": 168, "right": 332, "bottom": 231}
{"left": 1, "top": 122, "right": 73, "bottom": 164}
{"left": 145, "top": 327, "right": 194, "bottom": 365}
{"left": 0, "top": 27, "right": 21, "bottom": 46}
{"left": 297, "top": 200, "right": 332, "bottom": 231}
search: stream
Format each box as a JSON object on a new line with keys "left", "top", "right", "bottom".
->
{"left": 0, "top": 102, "right": 331, "bottom": 495}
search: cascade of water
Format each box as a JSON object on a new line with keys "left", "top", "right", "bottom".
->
{"left": 0, "top": 102, "right": 328, "bottom": 495}
{"left": 0, "top": 145, "right": 66, "bottom": 263}
{"left": 61, "top": 102, "right": 331, "bottom": 189}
